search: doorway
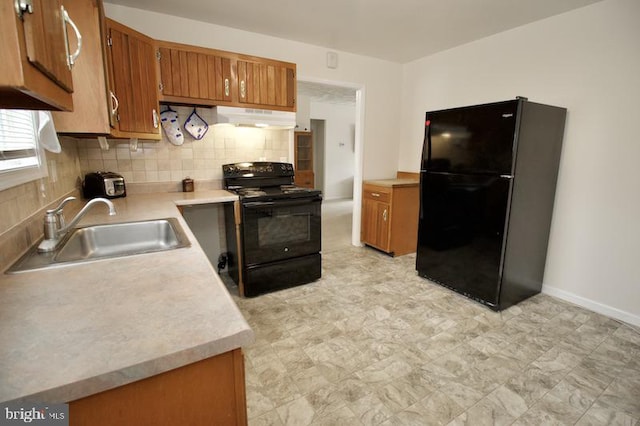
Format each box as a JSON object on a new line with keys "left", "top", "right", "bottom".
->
{"left": 297, "top": 79, "right": 364, "bottom": 248}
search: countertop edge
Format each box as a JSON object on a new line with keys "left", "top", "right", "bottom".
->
{"left": 8, "top": 329, "right": 254, "bottom": 404}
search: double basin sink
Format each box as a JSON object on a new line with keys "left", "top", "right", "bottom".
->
{"left": 8, "top": 218, "right": 190, "bottom": 273}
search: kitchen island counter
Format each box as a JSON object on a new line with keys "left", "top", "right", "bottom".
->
{"left": 0, "top": 190, "right": 254, "bottom": 404}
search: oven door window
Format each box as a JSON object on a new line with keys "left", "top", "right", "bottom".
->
{"left": 242, "top": 198, "right": 321, "bottom": 265}
{"left": 259, "top": 213, "right": 310, "bottom": 245}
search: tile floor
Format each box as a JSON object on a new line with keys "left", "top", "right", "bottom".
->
{"left": 227, "top": 200, "right": 640, "bottom": 426}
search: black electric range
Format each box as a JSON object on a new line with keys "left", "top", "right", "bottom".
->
{"left": 223, "top": 162, "right": 322, "bottom": 297}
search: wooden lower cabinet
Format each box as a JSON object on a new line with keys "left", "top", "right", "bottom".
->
{"left": 294, "top": 170, "right": 314, "bottom": 188}
{"left": 361, "top": 181, "right": 419, "bottom": 256}
{"left": 69, "top": 348, "right": 247, "bottom": 426}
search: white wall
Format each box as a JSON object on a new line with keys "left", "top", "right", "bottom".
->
{"left": 399, "top": 0, "right": 640, "bottom": 325}
{"left": 104, "top": 4, "right": 402, "bottom": 181}
{"left": 310, "top": 103, "right": 356, "bottom": 200}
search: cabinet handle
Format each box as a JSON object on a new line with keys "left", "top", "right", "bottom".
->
{"left": 152, "top": 109, "right": 159, "bottom": 129}
{"left": 224, "top": 78, "right": 230, "bottom": 97}
{"left": 14, "top": 0, "right": 33, "bottom": 18}
{"left": 240, "top": 80, "right": 246, "bottom": 99}
{"left": 383, "top": 209, "right": 388, "bottom": 221}
{"left": 371, "top": 192, "right": 380, "bottom": 197}
{"left": 109, "top": 91, "right": 119, "bottom": 116}
{"left": 61, "top": 6, "right": 82, "bottom": 69}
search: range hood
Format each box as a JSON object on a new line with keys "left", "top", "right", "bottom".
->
{"left": 213, "top": 106, "right": 296, "bottom": 129}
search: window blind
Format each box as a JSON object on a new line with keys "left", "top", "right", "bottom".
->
{"left": 0, "top": 110, "right": 39, "bottom": 172}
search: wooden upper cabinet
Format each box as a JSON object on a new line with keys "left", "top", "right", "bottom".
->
{"left": 52, "top": 0, "right": 111, "bottom": 135}
{"left": 106, "top": 18, "right": 160, "bottom": 139}
{"left": 156, "top": 41, "right": 296, "bottom": 111}
{"left": 157, "top": 41, "right": 233, "bottom": 105}
{"left": 0, "top": 0, "right": 79, "bottom": 110}
{"left": 23, "top": 0, "right": 74, "bottom": 92}
{"left": 237, "top": 59, "right": 295, "bottom": 110}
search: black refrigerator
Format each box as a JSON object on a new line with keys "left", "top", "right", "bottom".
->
{"left": 416, "top": 98, "right": 566, "bottom": 311}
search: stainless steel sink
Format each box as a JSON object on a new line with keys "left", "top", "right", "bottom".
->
{"left": 7, "top": 218, "right": 191, "bottom": 273}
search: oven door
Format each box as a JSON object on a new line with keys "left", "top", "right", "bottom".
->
{"left": 241, "top": 197, "right": 321, "bottom": 265}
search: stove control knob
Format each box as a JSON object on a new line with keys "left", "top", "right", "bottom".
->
{"left": 267, "top": 165, "right": 273, "bottom": 172}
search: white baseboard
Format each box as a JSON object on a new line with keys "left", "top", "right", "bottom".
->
{"left": 542, "top": 285, "right": 640, "bottom": 327}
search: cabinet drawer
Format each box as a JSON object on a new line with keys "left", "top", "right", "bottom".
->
{"left": 363, "top": 186, "right": 391, "bottom": 203}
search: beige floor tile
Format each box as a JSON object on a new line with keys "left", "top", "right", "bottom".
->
{"left": 230, "top": 204, "right": 639, "bottom": 425}
{"left": 250, "top": 409, "right": 284, "bottom": 426}
{"left": 575, "top": 400, "right": 639, "bottom": 426}
{"left": 349, "top": 393, "right": 395, "bottom": 425}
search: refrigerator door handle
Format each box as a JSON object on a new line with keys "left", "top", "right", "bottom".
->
{"left": 500, "top": 174, "right": 514, "bottom": 179}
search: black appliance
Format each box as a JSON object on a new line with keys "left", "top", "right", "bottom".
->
{"left": 83, "top": 171, "right": 126, "bottom": 199}
{"left": 223, "top": 162, "right": 322, "bottom": 297}
{"left": 416, "top": 97, "right": 566, "bottom": 311}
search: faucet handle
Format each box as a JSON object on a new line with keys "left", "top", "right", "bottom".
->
{"left": 45, "top": 196, "right": 76, "bottom": 231}
{"left": 46, "top": 196, "right": 76, "bottom": 215}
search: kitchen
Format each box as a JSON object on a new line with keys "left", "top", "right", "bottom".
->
{"left": 1, "top": 0, "right": 640, "bottom": 424}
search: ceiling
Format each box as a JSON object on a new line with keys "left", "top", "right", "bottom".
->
{"left": 105, "top": 0, "right": 602, "bottom": 63}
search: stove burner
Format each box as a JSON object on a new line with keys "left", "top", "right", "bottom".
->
{"left": 238, "top": 188, "right": 267, "bottom": 197}
{"left": 281, "top": 185, "right": 311, "bottom": 193}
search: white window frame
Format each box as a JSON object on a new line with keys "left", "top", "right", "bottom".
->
{"left": 0, "top": 110, "right": 48, "bottom": 192}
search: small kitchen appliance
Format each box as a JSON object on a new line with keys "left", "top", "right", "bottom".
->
{"left": 223, "top": 162, "right": 322, "bottom": 297}
{"left": 83, "top": 172, "right": 126, "bottom": 199}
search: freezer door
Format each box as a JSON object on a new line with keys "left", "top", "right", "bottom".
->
{"left": 416, "top": 172, "right": 511, "bottom": 307}
{"left": 424, "top": 100, "right": 518, "bottom": 175}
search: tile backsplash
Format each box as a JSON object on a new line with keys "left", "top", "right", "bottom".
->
{"left": 0, "top": 138, "right": 82, "bottom": 271}
{"left": 77, "top": 106, "right": 291, "bottom": 184}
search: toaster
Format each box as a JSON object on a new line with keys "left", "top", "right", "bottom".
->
{"left": 83, "top": 172, "right": 126, "bottom": 199}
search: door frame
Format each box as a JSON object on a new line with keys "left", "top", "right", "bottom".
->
{"left": 296, "top": 76, "right": 365, "bottom": 247}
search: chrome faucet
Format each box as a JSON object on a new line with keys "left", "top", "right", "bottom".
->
{"left": 37, "top": 197, "right": 117, "bottom": 252}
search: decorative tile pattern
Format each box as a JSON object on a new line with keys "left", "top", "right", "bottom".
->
{"left": 226, "top": 202, "right": 640, "bottom": 425}
{"left": 76, "top": 106, "right": 290, "bottom": 184}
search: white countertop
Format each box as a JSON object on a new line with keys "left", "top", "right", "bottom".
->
{"left": 0, "top": 190, "right": 254, "bottom": 403}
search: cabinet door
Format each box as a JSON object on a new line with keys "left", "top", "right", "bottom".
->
{"left": 0, "top": 0, "right": 73, "bottom": 110}
{"left": 237, "top": 60, "right": 295, "bottom": 110}
{"left": 52, "top": 0, "right": 111, "bottom": 134}
{"left": 294, "top": 131, "right": 313, "bottom": 172}
{"left": 106, "top": 19, "right": 160, "bottom": 139}
{"left": 362, "top": 198, "right": 390, "bottom": 251}
{"left": 22, "top": 0, "right": 74, "bottom": 92}
{"left": 294, "top": 170, "right": 314, "bottom": 189}
{"left": 157, "top": 44, "right": 233, "bottom": 104}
